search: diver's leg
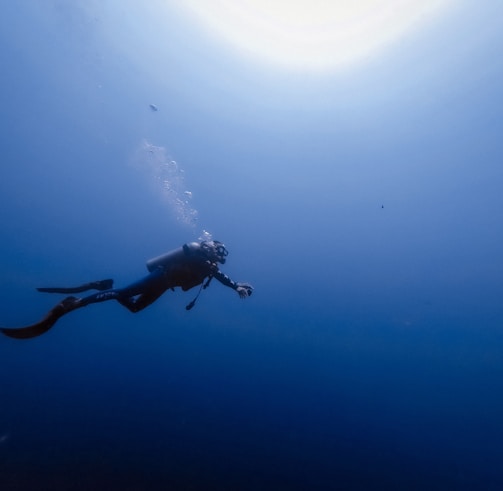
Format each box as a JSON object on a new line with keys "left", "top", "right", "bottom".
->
{"left": 78, "top": 269, "right": 170, "bottom": 313}
{"left": 1, "top": 270, "right": 169, "bottom": 339}
{"left": 115, "top": 269, "right": 172, "bottom": 312}
{"left": 116, "top": 287, "right": 168, "bottom": 313}
{"left": 2, "top": 285, "right": 145, "bottom": 339}
{"left": 1, "top": 284, "right": 157, "bottom": 339}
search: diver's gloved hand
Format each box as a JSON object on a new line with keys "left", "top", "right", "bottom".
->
{"left": 236, "top": 283, "right": 254, "bottom": 298}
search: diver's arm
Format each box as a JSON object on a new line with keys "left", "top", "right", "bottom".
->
{"left": 212, "top": 269, "right": 253, "bottom": 298}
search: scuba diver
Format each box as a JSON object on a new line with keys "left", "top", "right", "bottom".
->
{"left": 1, "top": 240, "right": 253, "bottom": 340}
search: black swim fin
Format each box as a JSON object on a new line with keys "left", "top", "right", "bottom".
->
{"left": 1, "top": 310, "right": 61, "bottom": 339}
{"left": 37, "top": 279, "right": 113, "bottom": 294}
{"left": 1, "top": 297, "right": 79, "bottom": 340}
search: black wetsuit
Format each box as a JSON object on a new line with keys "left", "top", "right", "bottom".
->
{"left": 75, "top": 258, "right": 239, "bottom": 313}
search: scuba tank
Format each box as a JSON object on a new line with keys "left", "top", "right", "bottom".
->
{"left": 146, "top": 242, "right": 201, "bottom": 272}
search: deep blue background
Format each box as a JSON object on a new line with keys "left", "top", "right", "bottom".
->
{"left": 1, "top": 1, "right": 503, "bottom": 489}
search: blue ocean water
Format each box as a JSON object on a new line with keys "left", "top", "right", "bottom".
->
{"left": 1, "top": 1, "right": 503, "bottom": 489}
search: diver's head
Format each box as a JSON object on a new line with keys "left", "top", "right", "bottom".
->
{"left": 200, "top": 240, "right": 228, "bottom": 264}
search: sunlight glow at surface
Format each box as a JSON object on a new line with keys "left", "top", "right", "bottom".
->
{"left": 175, "top": 0, "right": 452, "bottom": 70}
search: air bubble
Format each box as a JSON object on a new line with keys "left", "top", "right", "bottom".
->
{"left": 136, "top": 140, "right": 199, "bottom": 228}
